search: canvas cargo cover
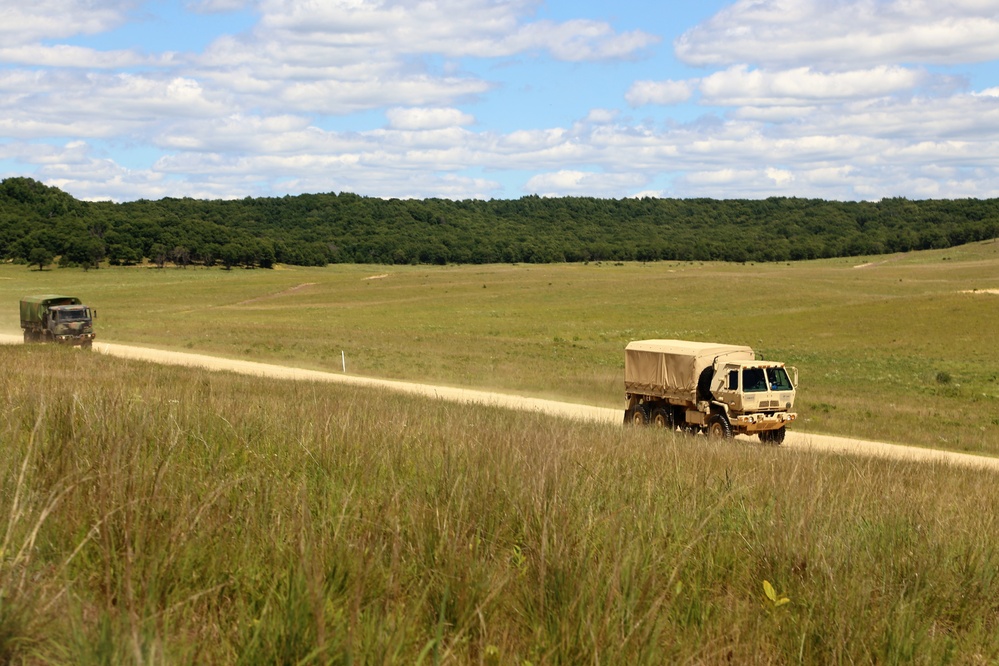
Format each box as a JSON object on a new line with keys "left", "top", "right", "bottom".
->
{"left": 20, "top": 295, "right": 82, "bottom": 324}
{"left": 625, "top": 340, "right": 755, "bottom": 398}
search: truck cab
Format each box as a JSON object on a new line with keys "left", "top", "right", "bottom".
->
{"left": 711, "top": 361, "right": 797, "bottom": 441}
{"left": 48, "top": 305, "right": 96, "bottom": 343}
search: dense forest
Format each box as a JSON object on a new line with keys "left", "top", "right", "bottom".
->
{"left": 2, "top": 176, "right": 998, "bottom": 269}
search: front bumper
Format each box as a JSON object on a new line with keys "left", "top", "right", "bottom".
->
{"left": 733, "top": 412, "right": 796, "bottom": 432}
{"left": 55, "top": 333, "right": 95, "bottom": 344}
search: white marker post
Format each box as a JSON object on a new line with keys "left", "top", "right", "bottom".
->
{"left": 341, "top": 350, "right": 346, "bottom": 373}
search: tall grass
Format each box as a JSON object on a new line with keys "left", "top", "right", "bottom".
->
{"left": 1, "top": 344, "right": 998, "bottom": 663}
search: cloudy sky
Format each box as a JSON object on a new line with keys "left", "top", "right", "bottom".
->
{"left": 3, "top": 0, "right": 999, "bottom": 202}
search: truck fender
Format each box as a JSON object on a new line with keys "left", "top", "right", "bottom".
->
{"left": 710, "top": 400, "right": 731, "bottom": 416}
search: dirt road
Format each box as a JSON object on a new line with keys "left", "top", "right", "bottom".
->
{"left": 3, "top": 333, "right": 996, "bottom": 472}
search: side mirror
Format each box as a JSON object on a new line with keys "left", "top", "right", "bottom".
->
{"left": 791, "top": 366, "right": 799, "bottom": 388}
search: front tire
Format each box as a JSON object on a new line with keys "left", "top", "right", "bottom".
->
{"left": 759, "top": 427, "right": 786, "bottom": 445}
{"left": 707, "top": 414, "right": 733, "bottom": 440}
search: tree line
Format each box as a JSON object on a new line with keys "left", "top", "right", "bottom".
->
{"left": 2, "top": 176, "right": 998, "bottom": 270}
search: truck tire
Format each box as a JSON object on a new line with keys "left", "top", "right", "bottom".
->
{"left": 651, "top": 406, "right": 673, "bottom": 430}
{"left": 81, "top": 341, "right": 93, "bottom": 350}
{"left": 759, "top": 427, "right": 786, "bottom": 445}
{"left": 23, "top": 330, "right": 30, "bottom": 343}
{"left": 707, "top": 414, "right": 733, "bottom": 440}
{"left": 627, "top": 404, "right": 649, "bottom": 426}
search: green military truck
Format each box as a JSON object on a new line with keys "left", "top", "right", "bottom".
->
{"left": 20, "top": 295, "right": 96, "bottom": 349}
{"left": 624, "top": 339, "right": 797, "bottom": 444}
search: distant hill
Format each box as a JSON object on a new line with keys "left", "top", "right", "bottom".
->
{"left": 2, "top": 176, "right": 997, "bottom": 268}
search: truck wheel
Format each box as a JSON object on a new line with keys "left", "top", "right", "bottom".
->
{"left": 81, "top": 341, "right": 93, "bottom": 350}
{"left": 628, "top": 404, "right": 649, "bottom": 426}
{"left": 759, "top": 427, "right": 786, "bottom": 445}
{"left": 707, "top": 414, "right": 733, "bottom": 440}
{"left": 23, "top": 331, "right": 30, "bottom": 344}
{"left": 651, "top": 406, "right": 673, "bottom": 430}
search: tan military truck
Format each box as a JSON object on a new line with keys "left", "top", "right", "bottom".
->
{"left": 624, "top": 339, "right": 797, "bottom": 444}
{"left": 20, "top": 295, "right": 96, "bottom": 349}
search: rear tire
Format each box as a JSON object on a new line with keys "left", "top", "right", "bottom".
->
{"left": 707, "top": 414, "right": 733, "bottom": 440}
{"left": 651, "top": 406, "right": 673, "bottom": 430}
{"left": 628, "top": 404, "right": 649, "bottom": 426}
{"left": 759, "top": 427, "right": 786, "bottom": 445}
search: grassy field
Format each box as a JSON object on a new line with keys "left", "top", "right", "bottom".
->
{"left": 1, "top": 345, "right": 998, "bottom": 664}
{"left": 1, "top": 240, "right": 998, "bottom": 453}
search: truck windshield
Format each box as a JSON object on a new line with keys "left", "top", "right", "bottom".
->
{"left": 55, "top": 309, "right": 89, "bottom": 321}
{"left": 743, "top": 367, "right": 793, "bottom": 392}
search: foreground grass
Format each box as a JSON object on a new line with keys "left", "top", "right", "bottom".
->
{"left": 1, "top": 344, "right": 998, "bottom": 663}
{"left": 2, "top": 242, "right": 999, "bottom": 454}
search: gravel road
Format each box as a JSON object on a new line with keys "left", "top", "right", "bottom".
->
{"left": 3, "top": 333, "right": 996, "bottom": 472}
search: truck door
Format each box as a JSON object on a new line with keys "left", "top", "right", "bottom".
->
{"left": 713, "top": 364, "right": 743, "bottom": 410}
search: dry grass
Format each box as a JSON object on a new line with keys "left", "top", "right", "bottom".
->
{"left": 1, "top": 344, "right": 998, "bottom": 663}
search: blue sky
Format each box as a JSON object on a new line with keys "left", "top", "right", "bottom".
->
{"left": 3, "top": 0, "right": 999, "bottom": 202}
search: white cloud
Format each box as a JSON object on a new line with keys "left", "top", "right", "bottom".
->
{"left": 626, "top": 79, "right": 694, "bottom": 106}
{"left": 629, "top": 189, "right": 666, "bottom": 199}
{"left": 0, "top": 140, "right": 91, "bottom": 165}
{"left": 0, "top": 0, "right": 131, "bottom": 46}
{"left": 4, "top": 140, "right": 177, "bottom": 201}
{"left": 275, "top": 76, "right": 490, "bottom": 115}
{"left": 788, "top": 93, "right": 999, "bottom": 143}
{"left": 255, "top": 0, "right": 658, "bottom": 62}
{"left": 765, "top": 167, "right": 794, "bottom": 186}
{"left": 508, "top": 20, "right": 659, "bottom": 62}
{"left": 0, "top": 45, "right": 168, "bottom": 69}
{"left": 699, "top": 65, "right": 926, "bottom": 106}
{"left": 0, "top": 71, "right": 232, "bottom": 139}
{"left": 386, "top": 107, "right": 475, "bottom": 130}
{"left": 584, "top": 109, "right": 619, "bottom": 124}
{"left": 676, "top": 0, "right": 999, "bottom": 68}
{"left": 195, "top": 37, "right": 493, "bottom": 114}
{"left": 185, "top": 0, "right": 253, "bottom": 12}
{"left": 148, "top": 148, "right": 504, "bottom": 200}
{"left": 155, "top": 114, "right": 318, "bottom": 152}
{"left": 525, "top": 170, "right": 647, "bottom": 196}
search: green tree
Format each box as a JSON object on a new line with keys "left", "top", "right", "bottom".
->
{"left": 171, "top": 245, "right": 192, "bottom": 268}
{"left": 220, "top": 242, "right": 244, "bottom": 270}
{"left": 61, "top": 236, "right": 105, "bottom": 270}
{"left": 28, "top": 246, "right": 54, "bottom": 271}
{"left": 150, "top": 243, "right": 168, "bottom": 268}
{"left": 108, "top": 244, "right": 142, "bottom": 266}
